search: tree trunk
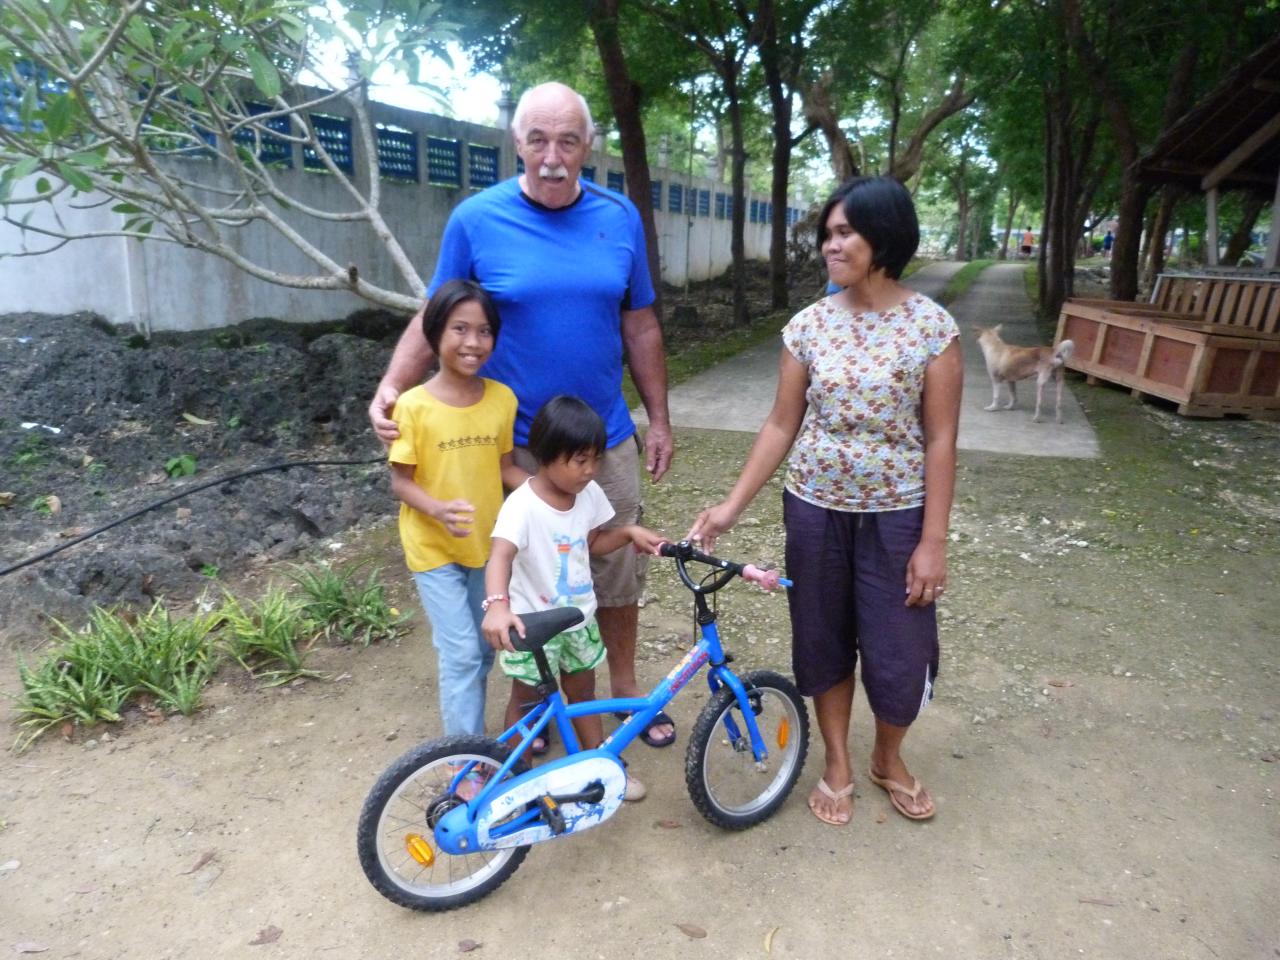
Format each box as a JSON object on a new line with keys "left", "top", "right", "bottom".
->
{"left": 757, "top": 0, "right": 793, "bottom": 309}
{"left": 1223, "top": 192, "right": 1265, "bottom": 266}
{"left": 1000, "top": 188, "right": 1019, "bottom": 260}
{"left": 1109, "top": 171, "right": 1149, "bottom": 301}
{"left": 587, "top": 1, "right": 661, "bottom": 312}
{"left": 801, "top": 72, "right": 858, "bottom": 181}
{"left": 1144, "top": 185, "right": 1180, "bottom": 286}
{"left": 725, "top": 66, "right": 748, "bottom": 327}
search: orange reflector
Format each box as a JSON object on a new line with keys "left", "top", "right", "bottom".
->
{"left": 777, "top": 718, "right": 790, "bottom": 749}
{"left": 405, "top": 834, "right": 435, "bottom": 867}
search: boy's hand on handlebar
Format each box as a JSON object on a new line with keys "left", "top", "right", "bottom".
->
{"left": 686, "top": 501, "right": 739, "bottom": 552}
{"left": 368, "top": 382, "right": 402, "bottom": 446}
{"left": 432, "top": 499, "right": 476, "bottom": 538}
{"left": 482, "top": 606, "right": 523, "bottom": 652}
{"left": 628, "top": 525, "right": 667, "bottom": 555}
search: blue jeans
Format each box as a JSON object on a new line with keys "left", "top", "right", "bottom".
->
{"left": 413, "top": 564, "right": 493, "bottom": 736}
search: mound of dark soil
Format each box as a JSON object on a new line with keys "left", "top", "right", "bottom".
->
{"left": 0, "top": 311, "right": 404, "bottom": 645}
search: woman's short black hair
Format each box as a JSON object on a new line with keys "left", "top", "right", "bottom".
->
{"left": 527, "top": 395, "right": 607, "bottom": 465}
{"left": 422, "top": 279, "right": 501, "bottom": 353}
{"left": 815, "top": 176, "right": 920, "bottom": 280}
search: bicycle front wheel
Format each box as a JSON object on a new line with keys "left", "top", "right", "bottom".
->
{"left": 685, "top": 670, "right": 810, "bottom": 830}
{"left": 356, "top": 735, "right": 530, "bottom": 911}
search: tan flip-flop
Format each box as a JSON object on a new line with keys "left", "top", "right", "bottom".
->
{"left": 867, "top": 768, "right": 935, "bottom": 820}
{"left": 808, "top": 778, "right": 854, "bottom": 826}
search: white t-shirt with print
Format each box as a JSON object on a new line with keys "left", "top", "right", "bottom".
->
{"left": 491, "top": 479, "right": 615, "bottom": 623}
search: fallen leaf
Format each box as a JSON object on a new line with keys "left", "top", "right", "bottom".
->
{"left": 1078, "top": 897, "right": 1118, "bottom": 907}
{"left": 764, "top": 925, "right": 780, "bottom": 953}
{"left": 175, "top": 507, "right": 192, "bottom": 521}
{"left": 81, "top": 454, "right": 94, "bottom": 467}
{"left": 1047, "top": 679, "right": 1075, "bottom": 688}
{"left": 675, "top": 923, "right": 707, "bottom": 939}
{"left": 249, "top": 925, "right": 282, "bottom": 946}
{"left": 0, "top": 491, "right": 15, "bottom": 507}
{"left": 1260, "top": 752, "right": 1278, "bottom": 763}
{"left": 13, "top": 943, "right": 49, "bottom": 954}
{"left": 655, "top": 819, "right": 682, "bottom": 829}
{"left": 59, "top": 527, "right": 88, "bottom": 539}
{"left": 182, "top": 412, "right": 215, "bottom": 425}
{"left": 875, "top": 810, "right": 888, "bottom": 823}
{"left": 181, "top": 849, "right": 217, "bottom": 875}
{"left": 458, "top": 939, "right": 481, "bottom": 953}
{"left": 60, "top": 721, "right": 74, "bottom": 741}
{"left": 73, "top": 882, "right": 97, "bottom": 894}
{"left": 45, "top": 495, "right": 61, "bottom": 514}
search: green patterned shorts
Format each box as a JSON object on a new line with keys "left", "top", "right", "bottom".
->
{"left": 499, "top": 617, "right": 606, "bottom": 685}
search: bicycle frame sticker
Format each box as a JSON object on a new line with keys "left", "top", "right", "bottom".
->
{"left": 666, "top": 646, "right": 710, "bottom": 696}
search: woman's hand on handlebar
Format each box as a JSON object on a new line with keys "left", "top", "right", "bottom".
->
{"left": 686, "top": 501, "right": 740, "bottom": 553}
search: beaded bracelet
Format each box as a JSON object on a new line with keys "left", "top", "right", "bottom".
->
{"left": 481, "top": 594, "right": 508, "bottom": 612}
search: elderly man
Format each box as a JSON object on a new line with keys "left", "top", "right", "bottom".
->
{"left": 368, "top": 81, "right": 676, "bottom": 749}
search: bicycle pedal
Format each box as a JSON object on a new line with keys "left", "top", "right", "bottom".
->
{"left": 536, "top": 794, "right": 566, "bottom": 835}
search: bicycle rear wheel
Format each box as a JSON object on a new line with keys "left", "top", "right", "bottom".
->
{"left": 685, "top": 670, "right": 809, "bottom": 830}
{"left": 356, "top": 735, "right": 530, "bottom": 911}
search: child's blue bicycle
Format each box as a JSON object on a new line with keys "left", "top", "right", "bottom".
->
{"left": 356, "top": 540, "right": 811, "bottom": 911}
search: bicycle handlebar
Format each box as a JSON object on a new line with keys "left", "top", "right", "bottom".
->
{"left": 658, "top": 540, "right": 792, "bottom": 595}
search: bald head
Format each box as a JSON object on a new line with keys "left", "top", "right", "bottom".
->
{"left": 512, "top": 82, "right": 595, "bottom": 143}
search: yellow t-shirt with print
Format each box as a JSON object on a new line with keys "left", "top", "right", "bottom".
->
{"left": 388, "top": 378, "right": 516, "bottom": 572}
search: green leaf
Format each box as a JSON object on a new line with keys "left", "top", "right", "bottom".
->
{"left": 49, "top": 0, "right": 72, "bottom": 16}
{"left": 218, "top": 35, "right": 246, "bottom": 54}
{"left": 179, "top": 84, "right": 204, "bottom": 106}
{"left": 18, "top": 83, "right": 38, "bottom": 127}
{"left": 278, "top": 14, "right": 307, "bottom": 44}
{"left": 246, "top": 48, "right": 281, "bottom": 99}
{"left": 70, "top": 148, "right": 107, "bottom": 168}
{"left": 112, "top": 202, "right": 144, "bottom": 214}
{"left": 124, "top": 16, "right": 154, "bottom": 53}
{"left": 10, "top": 156, "right": 40, "bottom": 180}
{"left": 42, "top": 93, "right": 74, "bottom": 140}
{"left": 177, "top": 43, "right": 216, "bottom": 68}
{"left": 54, "top": 161, "right": 93, "bottom": 193}
{"left": 35, "top": 177, "right": 51, "bottom": 194}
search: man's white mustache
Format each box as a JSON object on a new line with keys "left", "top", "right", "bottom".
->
{"left": 539, "top": 164, "right": 569, "bottom": 179}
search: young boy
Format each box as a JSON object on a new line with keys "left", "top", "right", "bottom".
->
{"left": 480, "top": 396, "right": 665, "bottom": 802}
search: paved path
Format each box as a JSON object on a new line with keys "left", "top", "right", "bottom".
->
{"left": 637, "top": 260, "right": 1100, "bottom": 459}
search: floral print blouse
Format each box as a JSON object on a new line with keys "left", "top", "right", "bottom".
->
{"left": 781, "top": 292, "right": 959, "bottom": 512}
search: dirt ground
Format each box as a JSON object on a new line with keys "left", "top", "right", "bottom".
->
{"left": 2, "top": 271, "right": 1279, "bottom": 959}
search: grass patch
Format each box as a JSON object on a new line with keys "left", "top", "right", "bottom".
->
{"left": 220, "top": 589, "right": 324, "bottom": 687}
{"left": 290, "top": 562, "right": 408, "bottom": 647}
{"left": 9, "top": 563, "right": 406, "bottom": 749}
{"left": 938, "top": 259, "right": 996, "bottom": 306}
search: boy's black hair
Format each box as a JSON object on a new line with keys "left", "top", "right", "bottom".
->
{"left": 815, "top": 176, "right": 920, "bottom": 281}
{"left": 422, "top": 279, "right": 501, "bottom": 353}
{"left": 527, "top": 395, "right": 607, "bottom": 465}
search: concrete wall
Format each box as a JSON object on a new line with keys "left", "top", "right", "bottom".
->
{"left": 0, "top": 98, "right": 804, "bottom": 332}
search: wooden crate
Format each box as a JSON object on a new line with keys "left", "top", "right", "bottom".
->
{"left": 1150, "top": 273, "right": 1280, "bottom": 334}
{"left": 1056, "top": 299, "right": 1280, "bottom": 419}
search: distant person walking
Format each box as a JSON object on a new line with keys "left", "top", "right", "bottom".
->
{"left": 1019, "top": 227, "right": 1035, "bottom": 259}
{"left": 1102, "top": 230, "right": 1114, "bottom": 259}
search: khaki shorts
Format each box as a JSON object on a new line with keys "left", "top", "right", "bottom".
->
{"left": 499, "top": 619, "right": 606, "bottom": 684}
{"left": 511, "top": 435, "right": 647, "bottom": 607}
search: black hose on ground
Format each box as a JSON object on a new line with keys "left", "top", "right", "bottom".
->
{"left": 0, "top": 455, "right": 385, "bottom": 579}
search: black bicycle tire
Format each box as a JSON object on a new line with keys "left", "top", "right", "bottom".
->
{"left": 684, "top": 670, "right": 810, "bottom": 830}
{"left": 356, "top": 735, "right": 531, "bottom": 911}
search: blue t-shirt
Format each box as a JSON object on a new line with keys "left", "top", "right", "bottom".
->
{"left": 427, "top": 177, "right": 656, "bottom": 447}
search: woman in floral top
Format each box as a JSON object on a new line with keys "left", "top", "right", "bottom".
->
{"left": 689, "top": 177, "right": 962, "bottom": 826}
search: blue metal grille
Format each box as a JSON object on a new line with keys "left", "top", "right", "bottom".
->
{"left": 0, "top": 62, "right": 66, "bottom": 132}
{"left": 581, "top": 165, "right": 596, "bottom": 182}
{"left": 426, "top": 136, "right": 461, "bottom": 186}
{"left": 607, "top": 169, "right": 624, "bottom": 193}
{"left": 726, "top": 195, "right": 734, "bottom": 218}
{"left": 303, "top": 113, "right": 353, "bottom": 174}
{"left": 375, "top": 125, "right": 417, "bottom": 181}
{"left": 668, "top": 183, "right": 683, "bottom": 213}
{"left": 651, "top": 179, "right": 662, "bottom": 209}
{"left": 749, "top": 199, "right": 759, "bottom": 223}
{"left": 233, "top": 103, "right": 292, "bottom": 166}
{"left": 715, "top": 193, "right": 726, "bottom": 220}
{"left": 468, "top": 144, "right": 498, "bottom": 188}
{"left": 698, "top": 189, "right": 710, "bottom": 217}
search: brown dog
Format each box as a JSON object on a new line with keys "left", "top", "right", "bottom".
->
{"left": 974, "top": 325, "right": 1075, "bottom": 423}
